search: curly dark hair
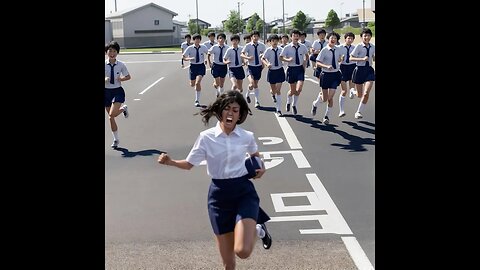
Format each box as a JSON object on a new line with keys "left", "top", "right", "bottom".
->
{"left": 198, "top": 90, "right": 251, "bottom": 125}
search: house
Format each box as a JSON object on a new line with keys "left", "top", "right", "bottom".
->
{"left": 105, "top": 2, "right": 178, "bottom": 48}
{"left": 357, "top": 8, "right": 375, "bottom": 27}
{"left": 339, "top": 14, "right": 362, "bottom": 29}
{"left": 189, "top": 18, "right": 211, "bottom": 30}
{"left": 173, "top": 20, "right": 188, "bottom": 43}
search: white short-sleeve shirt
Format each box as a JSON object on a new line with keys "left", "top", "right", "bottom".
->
{"left": 105, "top": 59, "right": 129, "bottom": 89}
{"left": 208, "top": 44, "right": 229, "bottom": 65}
{"left": 241, "top": 42, "right": 266, "bottom": 66}
{"left": 350, "top": 42, "right": 375, "bottom": 67}
{"left": 183, "top": 44, "right": 209, "bottom": 64}
{"left": 186, "top": 122, "right": 258, "bottom": 179}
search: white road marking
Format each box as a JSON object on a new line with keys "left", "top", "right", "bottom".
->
{"left": 271, "top": 192, "right": 323, "bottom": 212}
{"left": 258, "top": 136, "right": 284, "bottom": 145}
{"left": 342, "top": 236, "right": 375, "bottom": 270}
{"left": 139, "top": 77, "right": 164, "bottom": 95}
{"left": 133, "top": 98, "right": 141, "bottom": 101}
{"left": 274, "top": 113, "right": 302, "bottom": 149}
{"left": 261, "top": 150, "right": 311, "bottom": 169}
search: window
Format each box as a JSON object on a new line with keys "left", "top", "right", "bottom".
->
{"left": 154, "top": 20, "right": 159, "bottom": 25}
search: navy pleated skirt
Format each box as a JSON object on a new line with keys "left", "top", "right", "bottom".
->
{"left": 208, "top": 175, "right": 270, "bottom": 235}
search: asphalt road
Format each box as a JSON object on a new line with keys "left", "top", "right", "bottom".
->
{"left": 105, "top": 52, "right": 375, "bottom": 270}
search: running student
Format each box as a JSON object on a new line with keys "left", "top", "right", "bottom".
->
{"left": 158, "top": 90, "right": 272, "bottom": 269}
{"left": 279, "top": 29, "right": 309, "bottom": 115}
{"left": 311, "top": 32, "right": 343, "bottom": 125}
{"left": 311, "top": 29, "right": 327, "bottom": 78}
{"left": 223, "top": 34, "right": 245, "bottom": 94}
{"left": 180, "top": 34, "right": 192, "bottom": 68}
{"left": 241, "top": 31, "right": 266, "bottom": 108}
{"left": 262, "top": 34, "right": 285, "bottom": 116}
{"left": 105, "top": 41, "right": 131, "bottom": 148}
{"left": 349, "top": 28, "right": 375, "bottom": 119}
{"left": 207, "top": 33, "right": 229, "bottom": 97}
{"left": 338, "top": 32, "right": 357, "bottom": 117}
{"left": 183, "top": 34, "right": 209, "bottom": 107}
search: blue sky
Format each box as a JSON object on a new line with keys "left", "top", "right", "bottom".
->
{"left": 105, "top": 0, "right": 372, "bottom": 27}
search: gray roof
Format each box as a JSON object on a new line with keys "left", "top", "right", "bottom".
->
{"left": 105, "top": 2, "right": 177, "bottom": 19}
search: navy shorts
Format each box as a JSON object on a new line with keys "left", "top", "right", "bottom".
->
{"left": 104, "top": 87, "right": 125, "bottom": 107}
{"left": 228, "top": 66, "right": 245, "bottom": 80}
{"left": 340, "top": 64, "right": 356, "bottom": 81}
{"left": 267, "top": 68, "right": 286, "bottom": 84}
{"left": 352, "top": 65, "right": 375, "bottom": 84}
{"left": 309, "top": 53, "right": 318, "bottom": 62}
{"left": 208, "top": 175, "right": 270, "bottom": 235}
{"left": 247, "top": 65, "right": 263, "bottom": 80}
{"left": 211, "top": 63, "right": 228, "bottom": 78}
{"left": 319, "top": 71, "right": 342, "bottom": 89}
{"left": 286, "top": 66, "right": 305, "bottom": 84}
{"left": 189, "top": 63, "right": 206, "bottom": 80}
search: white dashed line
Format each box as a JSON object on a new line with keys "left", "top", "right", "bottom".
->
{"left": 139, "top": 77, "right": 164, "bottom": 95}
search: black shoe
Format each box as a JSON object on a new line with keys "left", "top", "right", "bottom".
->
{"left": 276, "top": 110, "right": 282, "bottom": 116}
{"left": 311, "top": 105, "right": 317, "bottom": 116}
{"left": 286, "top": 103, "right": 290, "bottom": 112}
{"left": 272, "top": 94, "right": 277, "bottom": 103}
{"left": 246, "top": 95, "right": 251, "bottom": 103}
{"left": 292, "top": 105, "right": 297, "bottom": 115}
{"left": 260, "top": 223, "right": 272, "bottom": 249}
{"left": 322, "top": 115, "right": 329, "bottom": 124}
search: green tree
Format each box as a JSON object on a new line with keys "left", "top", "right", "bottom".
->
{"left": 246, "top": 13, "right": 261, "bottom": 33}
{"left": 367, "top": 22, "right": 375, "bottom": 27}
{"left": 224, "top": 10, "right": 245, "bottom": 34}
{"left": 292, "top": 11, "right": 311, "bottom": 32}
{"left": 255, "top": 19, "right": 265, "bottom": 33}
{"left": 188, "top": 19, "right": 201, "bottom": 35}
{"left": 325, "top": 9, "right": 341, "bottom": 29}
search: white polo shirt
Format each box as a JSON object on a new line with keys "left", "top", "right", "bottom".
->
{"left": 186, "top": 122, "right": 258, "bottom": 179}
{"left": 223, "top": 46, "right": 244, "bottom": 68}
{"left": 350, "top": 42, "right": 375, "bottom": 67}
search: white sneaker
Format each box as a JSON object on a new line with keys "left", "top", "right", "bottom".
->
{"left": 354, "top": 112, "right": 363, "bottom": 119}
{"left": 349, "top": 88, "right": 355, "bottom": 99}
{"left": 194, "top": 100, "right": 200, "bottom": 107}
{"left": 111, "top": 140, "right": 119, "bottom": 148}
{"left": 121, "top": 104, "right": 129, "bottom": 118}
{"left": 338, "top": 111, "right": 346, "bottom": 117}
{"left": 255, "top": 101, "right": 260, "bottom": 108}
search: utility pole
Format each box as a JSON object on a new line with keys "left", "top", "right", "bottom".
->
{"left": 262, "top": 0, "right": 266, "bottom": 41}
{"left": 282, "top": 0, "right": 285, "bottom": 34}
{"left": 114, "top": 0, "right": 117, "bottom": 12}
{"left": 196, "top": 0, "right": 199, "bottom": 34}
{"left": 363, "top": 0, "right": 366, "bottom": 28}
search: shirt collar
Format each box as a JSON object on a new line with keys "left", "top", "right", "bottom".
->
{"left": 106, "top": 59, "right": 117, "bottom": 65}
{"left": 214, "top": 121, "right": 240, "bottom": 137}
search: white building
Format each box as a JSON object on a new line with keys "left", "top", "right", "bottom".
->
{"left": 105, "top": 2, "right": 178, "bottom": 48}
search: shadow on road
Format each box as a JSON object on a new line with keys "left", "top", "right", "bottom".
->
{"left": 113, "top": 147, "right": 165, "bottom": 158}
{"left": 282, "top": 114, "right": 375, "bottom": 152}
{"left": 342, "top": 120, "right": 375, "bottom": 135}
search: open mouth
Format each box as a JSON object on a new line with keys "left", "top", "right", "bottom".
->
{"left": 226, "top": 117, "right": 233, "bottom": 123}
